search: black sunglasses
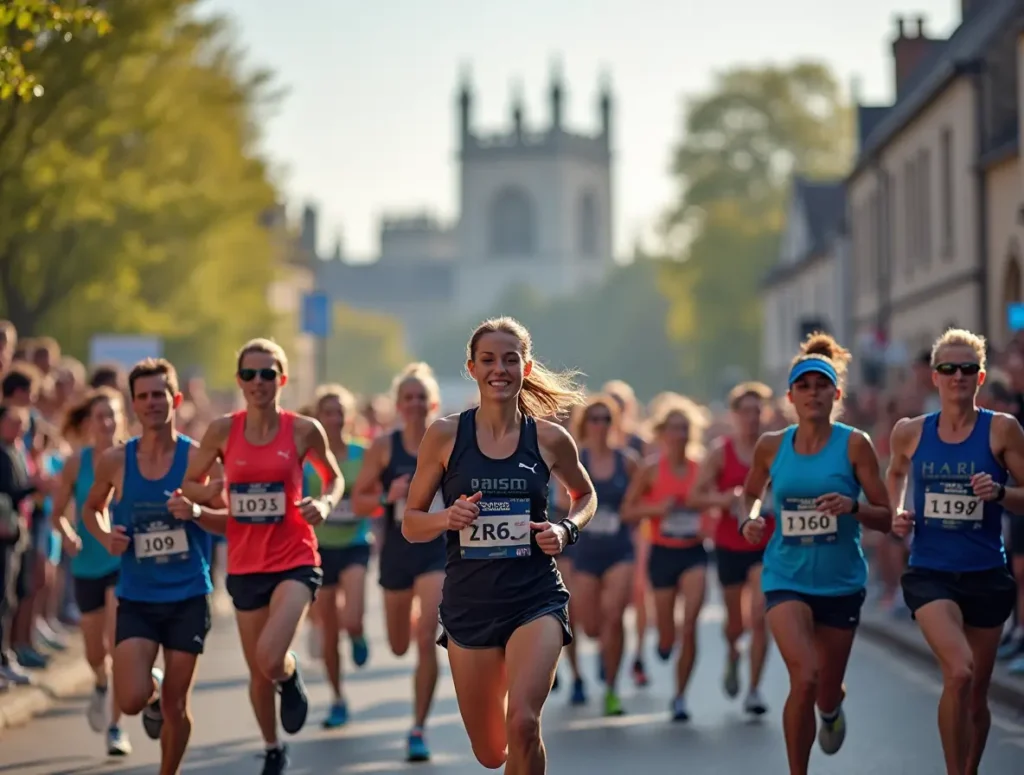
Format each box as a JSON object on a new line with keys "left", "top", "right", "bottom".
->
{"left": 238, "top": 368, "right": 279, "bottom": 382}
{"left": 587, "top": 414, "right": 612, "bottom": 424}
{"left": 934, "top": 362, "right": 982, "bottom": 377}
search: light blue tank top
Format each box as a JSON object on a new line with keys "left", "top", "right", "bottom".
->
{"left": 910, "top": 409, "right": 1006, "bottom": 572}
{"left": 71, "top": 447, "right": 120, "bottom": 579}
{"left": 112, "top": 436, "right": 213, "bottom": 603}
{"left": 765, "top": 423, "right": 865, "bottom": 596}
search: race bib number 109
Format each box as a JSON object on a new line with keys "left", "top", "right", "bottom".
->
{"left": 780, "top": 497, "right": 837, "bottom": 545}
{"left": 459, "top": 497, "right": 531, "bottom": 559}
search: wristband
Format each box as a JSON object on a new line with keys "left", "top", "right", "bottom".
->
{"left": 996, "top": 483, "right": 1007, "bottom": 503}
{"left": 850, "top": 499, "right": 860, "bottom": 514}
{"left": 558, "top": 519, "right": 580, "bottom": 545}
{"left": 738, "top": 516, "right": 761, "bottom": 537}
{"left": 191, "top": 502, "right": 202, "bottom": 521}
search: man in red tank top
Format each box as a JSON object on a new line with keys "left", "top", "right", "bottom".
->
{"left": 183, "top": 339, "right": 344, "bottom": 775}
{"left": 690, "top": 382, "right": 775, "bottom": 717}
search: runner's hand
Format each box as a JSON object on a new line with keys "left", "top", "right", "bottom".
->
{"left": 167, "top": 489, "right": 200, "bottom": 521}
{"left": 970, "top": 473, "right": 1000, "bottom": 501}
{"left": 296, "top": 496, "right": 328, "bottom": 526}
{"left": 105, "top": 525, "right": 131, "bottom": 556}
{"left": 446, "top": 492, "right": 481, "bottom": 530}
{"left": 531, "top": 521, "right": 567, "bottom": 556}
{"left": 892, "top": 510, "right": 914, "bottom": 538}
{"left": 741, "top": 516, "right": 765, "bottom": 545}
{"left": 815, "top": 493, "right": 854, "bottom": 517}
{"left": 386, "top": 475, "right": 410, "bottom": 504}
{"left": 62, "top": 530, "right": 82, "bottom": 557}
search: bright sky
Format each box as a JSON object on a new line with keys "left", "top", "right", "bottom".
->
{"left": 202, "top": 0, "right": 959, "bottom": 259}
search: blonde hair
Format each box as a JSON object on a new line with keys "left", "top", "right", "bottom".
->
{"left": 648, "top": 392, "right": 706, "bottom": 458}
{"left": 314, "top": 383, "right": 357, "bottom": 417}
{"left": 727, "top": 381, "right": 773, "bottom": 410}
{"left": 391, "top": 362, "right": 441, "bottom": 410}
{"left": 789, "top": 332, "right": 852, "bottom": 420}
{"left": 466, "top": 317, "right": 586, "bottom": 418}
{"left": 236, "top": 337, "right": 289, "bottom": 376}
{"left": 571, "top": 394, "right": 621, "bottom": 446}
{"left": 931, "top": 328, "right": 987, "bottom": 369}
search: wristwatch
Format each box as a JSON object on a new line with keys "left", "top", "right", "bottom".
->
{"left": 190, "top": 502, "right": 202, "bottom": 521}
{"left": 738, "top": 516, "right": 761, "bottom": 536}
{"left": 996, "top": 483, "right": 1007, "bottom": 503}
{"left": 557, "top": 519, "right": 580, "bottom": 545}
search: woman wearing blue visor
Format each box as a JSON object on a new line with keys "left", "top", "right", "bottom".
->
{"left": 740, "top": 332, "right": 891, "bottom": 775}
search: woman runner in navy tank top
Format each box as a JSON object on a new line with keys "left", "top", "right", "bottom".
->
{"left": 402, "top": 317, "right": 596, "bottom": 773}
{"left": 888, "top": 328, "right": 1023, "bottom": 775}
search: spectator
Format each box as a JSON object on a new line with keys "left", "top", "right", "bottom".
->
{"left": 0, "top": 321, "right": 15, "bottom": 376}
{"left": 29, "top": 337, "right": 60, "bottom": 379}
{"left": 87, "top": 363, "right": 124, "bottom": 392}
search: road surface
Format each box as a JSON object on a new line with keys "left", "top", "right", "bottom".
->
{"left": 2, "top": 579, "right": 1024, "bottom": 774}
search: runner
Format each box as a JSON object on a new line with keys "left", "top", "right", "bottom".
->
{"left": 570, "top": 395, "right": 638, "bottom": 716}
{"left": 621, "top": 395, "right": 706, "bottom": 722}
{"left": 603, "top": 379, "right": 651, "bottom": 687}
{"left": 888, "top": 328, "right": 1021, "bottom": 775}
{"left": 401, "top": 316, "right": 594, "bottom": 772}
{"left": 305, "top": 384, "right": 372, "bottom": 730}
{"left": 182, "top": 338, "right": 342, "bottom": 775}
{"left": 690, "top": 381, "right": 774, "bottom": 716}
{"left": 351, "top": 362, "right": 446, "bottom": 760}
{"left": 51, "top": 387, "right": 130, "bottom": 754}
{"left": 81, "top": 358, "right": 225, "bottom": 775}
{"left": 740, "top": 333, "right": 890, "bottom": 775}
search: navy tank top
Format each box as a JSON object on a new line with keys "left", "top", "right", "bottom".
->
{"left": 578, "top": 448, "right": 631, "bottom": 547}
{"left": 440, "top": 409, "right": 566, "bottom": 605}
{"left": 910, "top": 409, "right": 1007, "bottom": 572}
{"left": 113, "top": 436, "right": 213, "bottom": 604}
{"left": 382, "top": 430, "right": 417, "bottom": 532}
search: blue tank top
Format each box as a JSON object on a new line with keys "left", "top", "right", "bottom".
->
{"left": 578, "top": 449, "right": 632, "bottom": 548}
{"left": 440, "top": 410, "right": 568, "bottom": 608}
{"left": 765, "top": 423, "right": 865, "bottom": 596}
{"left": 71, "top": 447, "right": 120, "bottom": 579}
{"left": 909, "top": 409, "right": 1006, "bottom": 572}
{"left": 113, "top": 436, "right": 213, "bottom": 603}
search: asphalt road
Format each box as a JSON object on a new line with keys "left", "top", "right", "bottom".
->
{"left": 2, "top": 579, "right": 1024, "bottom": 775}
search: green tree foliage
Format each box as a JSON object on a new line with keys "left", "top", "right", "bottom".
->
{"left": 0, "top": 0, "right": 281, "bottom": 388}
{"left": 417, "top": 259, "right": 684, "bottom": 402}
{"left": 661, "top": 62, "right": 852, "bottom": 395}
{"left": 326, "top": 303, "right": 412, "bottom": 396}
{"left": 0, "top": 1, "right": 110, "bottom": 100}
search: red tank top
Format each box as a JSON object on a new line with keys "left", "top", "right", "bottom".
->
{"left": 223, "top": 410, "right": 319, "bottom": 575}
{"left": 646, "top": 455, "right": 703, "bottom": 549}
{"left": 713, "top": 437, "right": 773, "bottom": 551}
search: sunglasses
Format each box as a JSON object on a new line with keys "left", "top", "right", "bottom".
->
{"left": 934, "top": 362, "right": 981, "bottom": 377}
{"left": 238, "top": 368, "right": 279, "bottom": 382}
{"left": 587, "top": 414, "right": 612, "bottom": 424}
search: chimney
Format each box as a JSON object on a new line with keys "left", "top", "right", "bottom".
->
{"left": 510, "top": 80, "right": 524, "bottom": 141}
{"left": 300, "top": 204, "right": 318, "bottom": 257}
{"left": 891, "top": 15, "right": 944, "bottom": 98}
{"left": 598, "top": 69, "right": 612, "bottom": 146}
{"left": 457, "top": 64, "right": 473, "bottom": 146}
{"left": 549, "top": 57, "right": 564, "bottom": 131}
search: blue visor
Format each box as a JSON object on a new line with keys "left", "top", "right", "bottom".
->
{"left": 788, "top": 358, "right": 837, "bottom": 386}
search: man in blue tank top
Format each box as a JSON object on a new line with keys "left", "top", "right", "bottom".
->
{"left": 83, "top": 358, "right": 228, "bottom": 775}
{"left": 888, "top": 329, "right": 1022, "bottom": 775}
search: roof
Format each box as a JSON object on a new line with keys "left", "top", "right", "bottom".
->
{"left": 852, "top": 0, "right": 1021, "bottom": 176}
{"left": 761, "top": 177, "right": 846, "bottom": 289}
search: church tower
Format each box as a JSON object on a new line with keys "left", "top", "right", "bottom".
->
{"left": 455, "top": 60, "right": 615, "bottom": 311}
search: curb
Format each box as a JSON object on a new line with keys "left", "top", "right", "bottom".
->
{"left": 859, "top": 618, "right": 1024, "bottom": 712}
{"left": 0, "top": 651, "right": 94, "bottom": 734}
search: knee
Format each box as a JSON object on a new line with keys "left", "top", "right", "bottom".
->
{"left": 790, "top": 663, "right": 819, "bottom": 700}
{"left": 117, "top": 680, "right": 154, "bottom": 716}
{"left": 506, "top": 703, "right": 541, "bottom": 752}
{"left": 415, "top": 624, "right": 438, "bottom": 657}
{"left": 724, "top": 614, "right": 745, "bottom": 642}
{"left": 254, "top": 642, "right": 287, "bottom": 682}
{"left": 161, "top": 688, "right": 191, "bottom": 724}
{"left": 473, "top": 747, "right": 507, "bottom": 770}
{"left": 681, "top": 613, "right": 701, "bottom": 640}
{"left": 943, "top": 658, "right": 974, "bottom": 693}
{"left": 581, "top": 614, "right": 600, "bottom": 641}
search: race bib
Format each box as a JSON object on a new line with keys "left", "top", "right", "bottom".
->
{"left": 459, "top": 497, "right": 531, "bottom": 559}
{"left": 661, "top": 508, "right": 700, "bottom": 539}
{"left": 230, "top": 482, "right": 286, "bottom": 524}
{"left": 394, "top": 492, "right": 444, "bottom": 523}
{"left": 587, "top": 506, "right": 621, "bottom": 536}
{"left": 923, "top": 483, "right": 983, "bottom": 531}
{"left": 780, "top": 497, "right": 837, "bottom": 545}
{"left": 325, "top": 498, "right": 358, "bottom": 524}
{"left": 132, "top": 503, "right": 189, "bottom": 564}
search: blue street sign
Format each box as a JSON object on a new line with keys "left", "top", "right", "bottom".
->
{"left": 301, "top": 292, "right": 331, "bottom": 339}
{"left": 1008, "top": 302, "right": 1024, "bottom": 332}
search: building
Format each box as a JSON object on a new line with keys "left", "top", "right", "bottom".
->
{"left": 760, "top": 177, "right": 849, "bottom": 392}
{"left": 312, "top": 63, "right": 617, "bottom": 350}
{"left": 847, "top": 0, "right": 1024, "bottom": 372}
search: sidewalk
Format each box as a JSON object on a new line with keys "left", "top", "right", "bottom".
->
{"left": 860, "top": 607, "right": 1024, "bottom": 712}
{"left": 0, "top": 592, "right": 234, "bottom": 735}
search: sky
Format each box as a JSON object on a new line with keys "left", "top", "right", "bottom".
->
{"left": 202, "top": 0, "right": 960, "bottom": 261}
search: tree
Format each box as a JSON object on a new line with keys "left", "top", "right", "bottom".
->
{"left": 0, "top": 1, "right": 110, "bottom": 100}
{"left": 416, "top": 259, "right": 687, "bottom": 402}
{"left": 326, "top": 303, "right": 412, "bottom": 396}
{"left": 0, "top": 0, "right": 281, "bottom": 386}
{"left": 660, "top": 61, "right": 852, "bottom": 395}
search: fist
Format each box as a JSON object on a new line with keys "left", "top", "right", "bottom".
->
{"left": 106, "top": 525, "right": 131, "bottom": 556}
{"left": 387, "top": 475, "right": 411, "bottom": 504}
{"left": 531, "top": 521, "right": 567, "bottom": 556}
{"left": 295, "top": 496, "right": 328, "bottom": 526}
{"left": 167, "top": 489, "right": 198, "bottom": 522}
{"left": 970, "top": 473, "right": 1001, "bottom": 502}
{"left": 892, "top": 510, "right": 914, "bottom": 539}
{"left": 741, "top": 517, "right": 765, "bottom": 545}
{"left": 447, "top": 492, "right": 482, "bottom": 531}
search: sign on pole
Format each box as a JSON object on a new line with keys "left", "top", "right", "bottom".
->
{"left": 88, "top": 335, "right": 163, "bottom": 371}
{"left": 301, "top": 292, "right": 331, "bottom": 339}
{"left": 1008, "top": 302, "right": 1024, "bottom": 332}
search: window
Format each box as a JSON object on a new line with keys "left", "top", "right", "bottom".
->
{"left": 578, "top": 190, "right": 598, "bottom": 256}
{"left": 489, "top": 186, "right": 537, "bottom": 257}
{"left": 903, "top": 159, "right": 915, "bottom": 277}
{"left": 940, "top": 128, "right": 954, "bottom": 259}
{"left": 919, "top": 147, "right": 932, "bottom": 268}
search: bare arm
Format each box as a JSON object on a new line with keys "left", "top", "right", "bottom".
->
{"left": 886, "top": 418, "right": 918, "bottom": 516}
{"left": 181, "top": 417, "right": 230, "bottom": 505}
{"left": 995, "top": 415, "right": 1024, "bottom": 514}
{"left": 545, "top": 423, "right": 597, "bottom": 531}
{"left": 299, "top": 418, "right": 343, "bottom": 511}
{"left": 402, "top": 418, "right": 455, "bottom": 543}
{"left": 183, "top": 446, "right": 229, "bottom": 536}
{"left": 351, "top": 436, "right": 389, "bottom": 517}
{"left": 848, "top": 431, "right": 893, "bottom": 533}
{"left": 81, "top": 448, "right": 126, "bottom": 553}
{"left": 687, "top": 443, "right": 734, "bottom": 510}
{"left": 50, "top": 451, "right": 81, "bottom": 544}
{"left": 620, "top": 459, "right": 663, "bottom": 524}
{"left": 741, "top": 433, "right": 779, "bottom": 521}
